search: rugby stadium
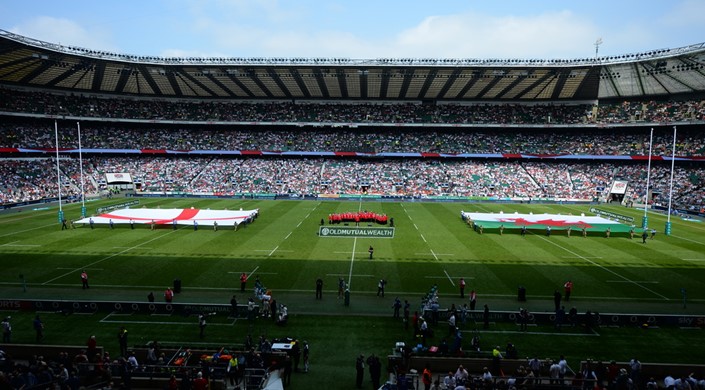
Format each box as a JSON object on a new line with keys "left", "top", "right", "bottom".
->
{"left": 0, "top": 28, "right": 705, "bottom": 390}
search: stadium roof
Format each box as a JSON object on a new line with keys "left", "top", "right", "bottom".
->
{"left": 1, "top": 29, "right": 705, "bottom": 101}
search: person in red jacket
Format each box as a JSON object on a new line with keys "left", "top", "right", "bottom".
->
{"left": 564, "top": 281, "right": 573, "bottom": 302}
{"left": 81, "top": 270, "right": 89, "bottom": 289}
{"left": 240, "top": 272, "right": 248, "bottom": 293}
{"left": 193, "top": 371, "right": 208, "bottom": 390}
{"left": 164, "top": 287, "right": 174, "bottom": 303}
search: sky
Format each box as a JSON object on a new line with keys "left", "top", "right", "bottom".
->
{"left": 1, "top": 0, "right": 704, "bottom": 60}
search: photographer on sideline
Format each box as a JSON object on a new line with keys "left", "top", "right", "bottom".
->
{"left": 198, "top": 312, "right": 217, "bottom": 339}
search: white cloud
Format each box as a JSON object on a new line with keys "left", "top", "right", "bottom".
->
{"left": 9, "top": 16, "right": 117, "bottom": 52}
{"left": 179, "top": 9, "right": 605, "bottom": 59}
{"left": 390, "top": 10, "right": 600, "bottom": 59}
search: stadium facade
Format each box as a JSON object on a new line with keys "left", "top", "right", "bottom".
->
{"left": 1, "top": 29, "right": 705, "bottom": 101}
{"left": 0, "top": 30, "right": 704, "bottom": 213}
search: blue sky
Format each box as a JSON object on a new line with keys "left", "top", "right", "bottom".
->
{"left": 1, "top": 0, "right": 704, "bottom": 60}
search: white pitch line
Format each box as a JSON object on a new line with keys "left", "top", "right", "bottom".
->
{"left": 112, "top": 246, "right": 152, "bottom": 249}
{"left": 56, "top": 267, "right": 103, "bottom": 270}
{"left": 683, "top": 258, "right": 705, "bottom": 261}
{"left": 420, "top": 234, "right": 427, "bottom": 243}
{"left": 413, "top": 224, "right": 419, "bottom": 230}
{"left": 443, "top": 269, "right": 456, "bottom": 286}
{"left": 606, "top": 280, "right": 659, "bottom": 284}
{"left": 326, "top": 273, "right": 374, "bottom": 277}
{"left": 425, "top": 276, "right": 475, "bottom": 280}
{"left": 42, "top": 230, "right": 179, "bottom": 285}
{"left": 0, "top": 223, "right": 57, "bottom": 238}
{"left": 430, "top": 249, "right": 439, "bottom": 261}
{"left": 268, "top": 245, "right": 279, "bottom": 257}
{"left": 296, "top": 221, "right": 302, "bottom": 228}
{"left": 415, "top": 252, "right": 455, "bottom": 256}
{"left": 462, "top": 329, "right": 599, "bottom": 337}
{"left": 284, "top": 232, "right": 292, "bottom": 240}
{"left": 348, "top": 237, "right": 358, "bottom": 288}
{"left": 247, "top": 266, "right": 260, "bottom": 279}
{"left": 0, "top": 214, "right": 54, "bottom": 224}
{"left": 346, "top": 199, "right": 366, "bottom": 288}
{"left": 100, "top": 319, "right": 236, "bottom": 326}
{"left": 531, "top": 233, "right": 669, "bottom": 300}
{"left": 562, "top": 256, "right": 602, "bottom": 259}
{"left": 158, "top": 340, "right": 240, "bottom": 346}
{"left": 228, "top": 272, "right": 278, "bottom": 275}
{"left": 11, "top": 280, "right": 705, "bottom": 301}
{"left": 671, "top": 235, "right": 705, "bottom": 246}
{"left": 253, "top": 249, "right": 293, "bottom": 252}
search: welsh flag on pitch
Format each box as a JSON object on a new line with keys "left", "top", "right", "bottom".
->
{"left": 461, "top": 212, "right": 633, "bottom": 233}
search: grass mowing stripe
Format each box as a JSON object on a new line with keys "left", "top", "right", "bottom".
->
{"left": 41, "top": 229, "right": 181, "bottom": 285}
{"left": 0, "top": 214, "right": 56, "bottom": 224}
{"left": 670, "top": 234, "right": 705, "bottom": 246}
{"left": 3, "top": 199, "right": 705, "bottom": 380}
{"left": 529, "top": 231, "right": 670, "bottom": 300}
{"left": 0, "top": 223, "right": 57, "bottom": 238}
